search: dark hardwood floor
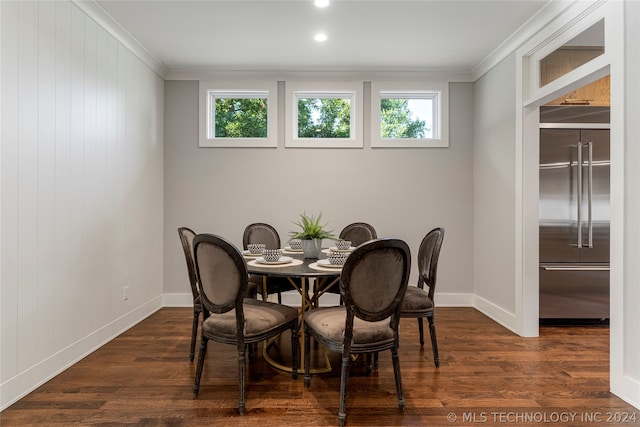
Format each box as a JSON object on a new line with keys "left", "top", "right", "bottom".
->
{"left": 1, "top": 307, "right": 637, "bottom": 426}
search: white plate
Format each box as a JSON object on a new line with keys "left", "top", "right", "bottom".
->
{"left": 256, "top": 256, "right": 294, "bottom": 265}
{"left": 284, "top": 246, "right": 303, "bottom": 252}
{"left": 329, "top": 246, "right": 355, "bottom": 252}
{"left": 242, "top": 250, "right": 262, "bottom": 257}
{"left": 317, "top": 259, "right": 344, "bottom": 268}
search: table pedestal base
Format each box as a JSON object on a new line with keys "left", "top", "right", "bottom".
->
{"left": 254, "top": 263, "right": 340, "bottom": 375}
{"left": 262, "top": 334, "right": 332, "bottom": 374}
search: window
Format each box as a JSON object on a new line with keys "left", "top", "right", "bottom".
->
{"left": 297, "top": 95, "right": 351, "bottom": 138}
{"left": 523, "top": 9, "right": 608, "bottom": 103}
{"left": 213, "top": 93, "right": 268, "bottom": 138}
{"left": 538, "top": 19, "right": 605, "bottom": 89}
{"left": 371, "top": 81, "right": 449, "bottom": 148}
{"left": 199, "top": 80, "right": 277, "bottom": 147}
{"left": 380, "top": 94, "right": 435, "bottom": 139}
{"left": 285, "top": 82, "right": 363, "bottom": 148}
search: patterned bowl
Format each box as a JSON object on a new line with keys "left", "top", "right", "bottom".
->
{"left": 247, "top": 243, "right": 266, "bottom": 254}
{"left": 262, "top": 249, "right": 283, "bottom": 262}
{"left": 327, "top": 250, "right": 348, "bottom": 265}
{"left": 335, "top": 240, "right": 352, "bottom": 250}
{"left": 289, "top": 239, "right": 303, "bottom": 250}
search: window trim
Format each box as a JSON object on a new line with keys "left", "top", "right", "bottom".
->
{"left": 285, "top": 81, "right": 363, "bottom": 148}
{"left": 199, "top": 80, "right": 278, "bottom": 148}
{"left": 370, "top": 81, "right": 449, "bottom": 148}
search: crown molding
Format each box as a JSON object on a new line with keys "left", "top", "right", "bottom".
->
{"left": 71, "top": 0, "right": 169, "bottom": 79}
{"left": 165, "top": 69, "right": 473, "bottom": 82}
{"left": 471, "top": 0, "right": 574, "bottom": 81}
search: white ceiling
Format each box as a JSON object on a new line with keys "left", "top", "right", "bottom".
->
{"left": 96, "top": 0, "right": 552, "bottom": 73}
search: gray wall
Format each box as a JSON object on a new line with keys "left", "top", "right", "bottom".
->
{"left": 163, "top": 80, "right": 475, "bottom": 300}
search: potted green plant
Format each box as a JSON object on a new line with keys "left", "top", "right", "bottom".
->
{"left": 290, "top": 212, "right": 336, "bottom": 258}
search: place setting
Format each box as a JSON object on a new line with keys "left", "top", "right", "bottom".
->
{"left": 282, "top": 238, "right": 304, "bottom": 255}
{"left": 310, "top": 249, "right": 348, "bottom": 272}
{"left": 246, "top": 248, "right": 303, "bottom": 268}
{"left": 321, "top": 239, "right": 355, "bottom": 255}
{"left": 242, "top": 243, "right": 267, "bottom": 259}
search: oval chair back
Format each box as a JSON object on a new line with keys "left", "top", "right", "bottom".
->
{"left": 339, "top": 222, "right": 377, "bottom": 247}
{"left": 243, "top": 222, "right": 281, "bottom": 249}
{"left": 341, "top": 238, "right": 411, "bottom": 322}
{"left": 177, "top": 227, "right": 201, "bottom": 361}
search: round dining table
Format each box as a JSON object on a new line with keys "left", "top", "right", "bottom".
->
{"left": 243, "top": 248, "right": 343, "bottom": 373}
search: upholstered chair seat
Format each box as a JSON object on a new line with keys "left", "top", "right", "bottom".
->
{"left": 202, "top": 298, "right": 299, "bottom": 339}
{"left": 399, "top": 286, "right": 434, "bottom": 313}
{"left": 305, "top": 307, "right": 394, "bottom": 347}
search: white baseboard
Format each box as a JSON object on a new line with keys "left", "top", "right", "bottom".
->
{"left": 435, "top": 292, "right": 474, "bottom": 307}
{"left": 0, "top": 297, "right": 163, "bottom": 411}
{"left": 162, "top": 292, "right": 194, "bottom": 307}
{"left": 161, "top": 291, "right": 475, "bottom": 309}
{"left": 472, "top": 294, "right": 518, "bottom": 333}
{"left": 612, "top": 374, "right": 640, "bottom": 410}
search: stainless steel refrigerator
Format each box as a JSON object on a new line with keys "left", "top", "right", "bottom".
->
{"left": 539, "top": 106, "right": 610, "bottom": 320}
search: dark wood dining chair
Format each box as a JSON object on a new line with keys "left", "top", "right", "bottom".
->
{"left": 243, "top": 222, "right": 296, "bottom": 303}
{"left": 304, "top": 238, "right": 411, "bottom": 427}
{"left": 399, "top": 227, "right": 445, "bottom": 367}
{"left": 178, "top": 226, "right": 257, "bottom": 361}
{"left": 192, "top": 233, "right": 300, "bottom": 415}
{"left": 177, "top": 227, "right": 202, "bottom": 362}
{"left": 322, "top": 222, "right": 378, "bottom": 304}
{"left": 338, "top": 222, "right": 378, "bottom": 246}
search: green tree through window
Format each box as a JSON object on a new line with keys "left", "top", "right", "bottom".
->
{"left": 380, "top": 99, "right": 428, "bottom": 138}
{"left": 297, "top": 98, "right": 351, "bottom": 138}
{"left": 215, "top": 98, "right": 268, "bottom": 138}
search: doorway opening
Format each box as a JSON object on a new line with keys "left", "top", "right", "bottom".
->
{"left": 538, "top": 77, "right": 610, "bottom": 325}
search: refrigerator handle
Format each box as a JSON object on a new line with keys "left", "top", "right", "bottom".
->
{"left": 587, "top": 141, "right": 593, "bottom": 248}
{"left": 576, "top": 142, "right": 583, "bottom": 248}
{"left": 541, "top": 264, "right": 610, "bottom": 271}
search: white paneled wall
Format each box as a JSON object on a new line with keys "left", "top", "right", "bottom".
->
{"left": 1, "top": 1, "right": 164, "bottom": 409}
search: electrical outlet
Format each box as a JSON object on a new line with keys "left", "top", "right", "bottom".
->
{"left": 123, "top": 286, "right": 129, "bottom": 301}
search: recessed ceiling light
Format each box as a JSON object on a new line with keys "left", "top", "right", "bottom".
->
{"left": 315, "top": 0, "right": 329, "bottom": 8}
{"left": 314, "top": 33, "right": 328, "bottom": 42}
